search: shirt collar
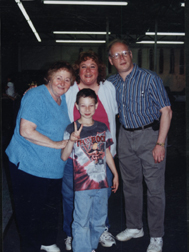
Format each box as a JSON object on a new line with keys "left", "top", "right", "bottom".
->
{"left": 116, "top": 63, "right": 138, "bottom": 82}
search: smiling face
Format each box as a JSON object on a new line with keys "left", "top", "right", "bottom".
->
{"left": 109, "top": 42, "right": 134, "bottom": 80}
{"left": 47, "top": 69, "right": 71, "bottom": 99}
{"left": 79, "top": 58, "right": 99, "bottom": 88}
{"left": 76, "top": 96, "right": 98, "bottom": 120}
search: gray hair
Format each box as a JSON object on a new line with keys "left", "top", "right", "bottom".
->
{"left": 107, "top": 39, "right": 131, "bottom": 56}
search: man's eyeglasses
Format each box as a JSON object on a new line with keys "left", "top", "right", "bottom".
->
{"left": 110, "top": 50, "right": 130, "bottom": 59}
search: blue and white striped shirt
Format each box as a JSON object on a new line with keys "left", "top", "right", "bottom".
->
{"left": 108, "top": 64, "right": 171, "bottom": 129}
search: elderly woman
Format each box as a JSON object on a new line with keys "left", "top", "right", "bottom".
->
{"left": 5, "top": 61, "right": 75, "bottom": 252}
{"left": 63, "top": 51, "right": 118, "bottom": 250}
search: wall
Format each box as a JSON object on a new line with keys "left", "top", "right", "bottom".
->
{"left": 109, "top": 47, "right": 185, "bottom": 92}
{"left": 158, "top": 48, "right": 185, "bottom": 92}
{"left": 18, "top": 44, "right": 105, "bottom": 71}
{"left": 3, "top": 43, "right": 185, "bottom": 92}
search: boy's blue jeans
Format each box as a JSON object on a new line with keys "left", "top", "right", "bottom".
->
{"left": 72, "top": 188, "right": 108, "bottom": 252}
{"left": 62, "top": 158, "right": 113, "bottom": 237}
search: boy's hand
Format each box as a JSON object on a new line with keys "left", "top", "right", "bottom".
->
{"left": 111, "top": 175, "right": 119, "bottom": 193}
{"left": 70, "top": 122, "right": 83, "bottom": 142}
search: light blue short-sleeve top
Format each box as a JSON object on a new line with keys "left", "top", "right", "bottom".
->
{"left": 5, "top": 84, "right": 70, "bottom": 179}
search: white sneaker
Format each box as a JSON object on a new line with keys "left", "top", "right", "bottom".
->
{"left": 116, "top": 228, "right": 144, "bottom": 241}
{"left": 99, "top": 227, "right": 116, "bottom": 247}
{"left": 147, "top": 237, "right": 163, "bottom": 252}
{"left": 65, "top": 236, "right": 72, "bottom": 251}
{"left": 40, "top": 244, "right": 60, "bottom": 252}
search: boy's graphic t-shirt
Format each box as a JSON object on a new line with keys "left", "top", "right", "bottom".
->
{"left": 64, "top": 120, "right": 113, "bottom": 191}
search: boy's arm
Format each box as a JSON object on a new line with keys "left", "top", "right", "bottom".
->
{"left": 61, "top": 140, "right": 75, "bottom": 161}
{"left": 61, "top": 122, "right": 83, "bottom": 161}
{"left": 106, "top": 148, "right": 119, "bottom": 193}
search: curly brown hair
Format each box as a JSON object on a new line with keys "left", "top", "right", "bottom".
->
{"left": 73, "top": 51, "right": 106, "bottom": 85}
{"left": 45, "top": 61, "right": 75, "bottom": 86}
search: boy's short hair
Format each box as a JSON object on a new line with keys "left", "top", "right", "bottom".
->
{"left": 76, "top": 88, "right": 98, "bottom": 105}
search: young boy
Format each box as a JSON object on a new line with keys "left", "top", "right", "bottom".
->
{"left": 61, "top": 88, "right": 119, "bottom": 252}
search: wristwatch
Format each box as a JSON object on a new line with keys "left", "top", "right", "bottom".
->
{"left": 156, "top": 142, "right": 165, "bottom": 147}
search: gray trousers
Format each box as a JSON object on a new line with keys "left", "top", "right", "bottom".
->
{"left": 118, "top": 126, "right": 166, "bottom": 237}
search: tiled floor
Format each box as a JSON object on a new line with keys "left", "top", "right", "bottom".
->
{"left": 2, "top": 101, "right": 187, "bottom": 252}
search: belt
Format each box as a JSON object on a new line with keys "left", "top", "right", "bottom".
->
{"left": 122, "top": 122, "right": 155, "bottom": 132}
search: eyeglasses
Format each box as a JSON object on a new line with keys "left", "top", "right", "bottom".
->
{"left": 110, "top": 50, "right": 130, "bottom": 59}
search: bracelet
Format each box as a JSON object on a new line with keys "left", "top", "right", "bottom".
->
{"left": 156, "top": 142, "right": 165, "bottom": 147}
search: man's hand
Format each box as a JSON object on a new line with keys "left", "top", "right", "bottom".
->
{"left": 152, "top": 145, "right": 165, "bottom": 163}
{"left": 152, "top": 105, "right": 172, "bottom": 163}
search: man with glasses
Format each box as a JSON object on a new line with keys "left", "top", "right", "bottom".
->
{"left": 107, "top": 39, "right": 172, "bottom": 252}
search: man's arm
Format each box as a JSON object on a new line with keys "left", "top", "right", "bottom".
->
{"left": 152, "top": 106, "right": 172, "bottom": 163}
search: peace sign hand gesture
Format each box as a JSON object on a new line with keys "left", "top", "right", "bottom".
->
{"left": 70, "top": 122, "right": 83, "bottom": 142}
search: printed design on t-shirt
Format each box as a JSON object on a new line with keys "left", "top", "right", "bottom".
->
{"left": 73, "top": 154, "right": 108, "bottom": 191}
{"left": 73, "top": 131, "right": 109, "bottom": 191}
{"left": 88, "top": 142, "right": 104, "bottom": 164}
{"left": 77, "top": 131, "right": 106, "bottom": 165}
